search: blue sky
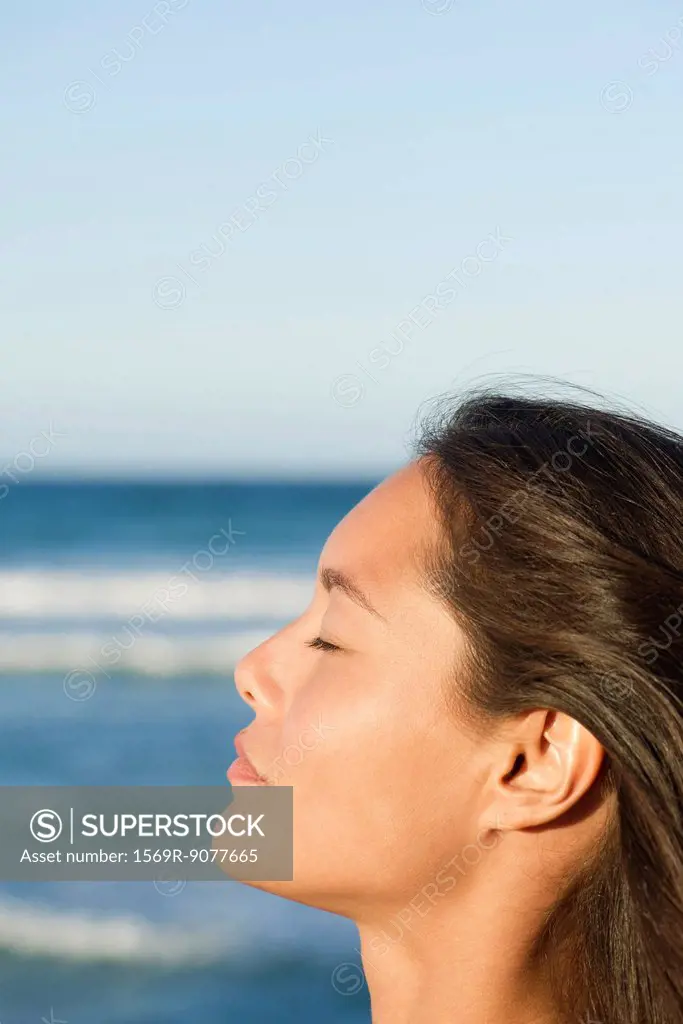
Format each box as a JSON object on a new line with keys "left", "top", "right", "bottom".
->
{"left": 2, "top": 0, "right": 682, "bottom": 475}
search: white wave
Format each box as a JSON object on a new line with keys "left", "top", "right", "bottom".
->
{"left": 0, "top": 894, "right": 230, "bottom": 965}
{"left": 0, "top": 892, "right": 352, "bottom": 967}
{"left": 0, "top": 569, "right": 313, "bottom": 622}
{"left": 0, "top": 630, "right": 271, "bottom": 675}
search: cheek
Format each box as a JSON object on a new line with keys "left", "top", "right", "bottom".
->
{"left": 279, "top": 657, "right": 435, "bottom": 800}
{"left": 278, "top": 662, "right": 370, "bottom": 765}
{"left": 263, "top": 647, "right": 482, "bottom": 903}
{"left": 272, "top": 655, "right": 393, "bottom": 789}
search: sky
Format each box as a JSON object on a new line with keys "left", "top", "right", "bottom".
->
{"left": 2, "top": 0, "right": 682, "bottom": 476}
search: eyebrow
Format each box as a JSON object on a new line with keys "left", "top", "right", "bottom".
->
{"left": 319, "top": 566, "right": 387, "bottom": 622}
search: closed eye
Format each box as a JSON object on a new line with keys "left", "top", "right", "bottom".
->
{"left": 305, "top": 636, "right": 343, "bottom": 653}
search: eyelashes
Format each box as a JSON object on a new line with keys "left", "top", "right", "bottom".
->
{"left": 305, "top": 636, "right": 343, "bottom": 653}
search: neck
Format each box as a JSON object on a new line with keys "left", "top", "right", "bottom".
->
{"left": 355, "top": 871, "right": 563, "bottom": 1024}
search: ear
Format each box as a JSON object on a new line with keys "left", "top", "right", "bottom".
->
{"left": 480, "top": 709, "right": 606, "bottom": 831}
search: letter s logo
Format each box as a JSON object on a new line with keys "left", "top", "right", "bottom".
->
{"left": 30, "top": 809, "right": 63, "bottom": 842}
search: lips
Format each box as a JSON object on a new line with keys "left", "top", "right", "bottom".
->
{"left": 227, "top": 732, "right": 269, "bottom": 786}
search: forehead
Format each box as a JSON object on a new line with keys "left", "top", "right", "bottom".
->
{"left": 320, "top": 460, "right": 441, "bottom": 594}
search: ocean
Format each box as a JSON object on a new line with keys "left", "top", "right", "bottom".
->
{"left": 0, "top": 480, "right": 377, "bottom": 1024}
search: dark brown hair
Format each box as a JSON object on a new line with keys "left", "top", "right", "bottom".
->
{"left": 413, "top": 383, "right": 683, "bottom": 1024}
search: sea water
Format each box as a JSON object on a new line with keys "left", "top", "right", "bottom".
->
{"left": 0, "top": 480, "right": 374, "bottom": 1024}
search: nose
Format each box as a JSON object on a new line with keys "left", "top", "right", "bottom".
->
{"left": 233, "top": 635, "right": 282, "bottom": 713}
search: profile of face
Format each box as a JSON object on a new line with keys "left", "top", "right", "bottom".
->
{"left": 222, "top": 397, "right": 683, "bottom": 1024}
{"left": 227, "top": 460, "right": 492, "bottom": 915}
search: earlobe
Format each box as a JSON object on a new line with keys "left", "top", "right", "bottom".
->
{"left": 484, "top": 709, "right": 605, "bottom": 831}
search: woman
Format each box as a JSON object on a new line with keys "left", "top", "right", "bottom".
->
{"left": 228, "top": 385, "right": 683, "bottom": 1024}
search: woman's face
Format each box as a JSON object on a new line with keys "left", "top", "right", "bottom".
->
{"left": 230, "top": 459, "right": 484, "bottom": 916}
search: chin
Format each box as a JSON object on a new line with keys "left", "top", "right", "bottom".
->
{"left": 236, "top": 875, "right": 362, "bottom": 919}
